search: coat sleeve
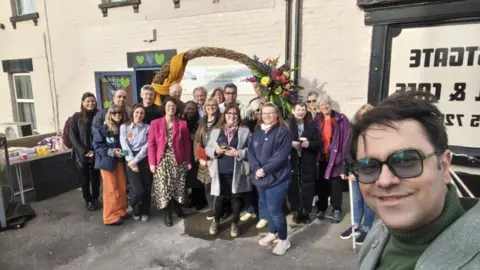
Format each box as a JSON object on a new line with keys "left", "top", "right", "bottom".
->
{"left": 92, "top": 126, "right": 114, "bottom": 158}
{"left": 119, "top": 124, "right": 134, "bottom": 162}
{"left": 92, "top": 110, "right": 105, "bottom": 131}
{"left": 182, "top": 122, "right": 192, "bottom": 166}
{"left": 132, "top": 126, "right": 149, "bottom": 165}
{"left": 205, "top": 129, "right": 219, "bottom": 159}
{"left": 261, "top": 128, "right": 292, "bottom": 175}
{"left": 339, "top": 119, "right": 351, "bottom": 164}
{"left": 247, "top": 132, "right": 261, "bottom": 174}
{"left": 236, "top": 129, "right": 251, "bottom": 161}
{"left": 69, "top": 114, "right": 87, "bottom": 155}
{"left": 148, "top": 122, "right": 158, "bottom": 166}
{"left": 306, "top": 121, "right": 322, "bottom": 153}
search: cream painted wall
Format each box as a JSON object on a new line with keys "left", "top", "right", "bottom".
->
{"left": 0, "top": 0, "right": 371, "bottom": 134}
{"left": 0, "top": 0, "right": 56, "bottom": 134}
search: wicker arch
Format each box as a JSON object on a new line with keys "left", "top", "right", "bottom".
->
{"left": 152, "top": 47, "right": 258, "bottom": 85}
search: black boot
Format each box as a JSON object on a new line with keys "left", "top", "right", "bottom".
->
{"left": 86, "top": 201, "right": 96, "bottom": 211}
{"left": 292, "top": 211, "right": 301, "bottom": 224}
{"left": 164, "top": 202, "right": 173, "bottom": 227}
{"left": 173, "top": 200, "right": 184, "bottom": 218}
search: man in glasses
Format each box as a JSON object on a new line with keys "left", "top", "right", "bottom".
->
{"left": 93, "top": 89, "right": 132, "bottom": 130}
{"left": 219, "top": 83, "right": 247, "bottom": 119}
{"left": 352, "top": 92, "right": 479, "bottom": 269}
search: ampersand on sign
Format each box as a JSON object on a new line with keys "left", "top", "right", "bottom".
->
{"left": 449, "top": 83, "right": 466, "bottom": 101}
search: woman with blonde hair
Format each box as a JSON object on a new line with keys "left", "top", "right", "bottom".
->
{"left": 248, "top": 102, "right": 292, "bottom": 255}
{"left": 92, "top": 104, "right": 128, "bottom": 226}
{"left": 339, "top": 103, "right": 375, "bottom": 245}
{"left": 194, "top": 97, "right": 221, "bottom": 220}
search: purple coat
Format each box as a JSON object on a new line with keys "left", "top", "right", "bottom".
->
{"left": 314, "top": 111, "right": 350, "bottom": 179}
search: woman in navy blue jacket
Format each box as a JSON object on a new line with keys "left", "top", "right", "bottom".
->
{"left": 247, "top": 102, "right": 292, "bottom": 256}
{"left": 92, "top": 104, "right": 128, "bottom": 226}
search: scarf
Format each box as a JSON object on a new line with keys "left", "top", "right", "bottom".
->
{"left": 261, "top": 120, "right": 278, "bottom": 133}
{"left": 224, "top": 124, "right": 238, "bottom": 144}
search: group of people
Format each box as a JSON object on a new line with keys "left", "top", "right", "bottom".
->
{"left": 67, "top": 82, "right": 376, "bottom": 255}
{"left": 66, "top": 81, "right": 479, "bottom": 264}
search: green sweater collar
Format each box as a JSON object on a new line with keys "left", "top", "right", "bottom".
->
{"left": 390, "top": 184, "right": 466, "bottom": 245}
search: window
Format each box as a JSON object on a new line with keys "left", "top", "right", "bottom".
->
{"left": 15, "top": 0, "right": 36, "bottom": 16}
{"left": 13, "top": 75, "right": 37, "bottom": 129}
{"left": 9, "top": 0, "right": 39, "bottom": 29}
{"left": 98, "top": 0, "right": 141, "bottom": 17}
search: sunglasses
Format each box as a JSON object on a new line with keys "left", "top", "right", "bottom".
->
{"left": 110, "top": 111, "right": 121, "bottom": 115}
{"left": 352, "top": 149, "right": 436, "bottom": 184}
{"left": 307, "top": 99, "right": 317, "bottom": 104}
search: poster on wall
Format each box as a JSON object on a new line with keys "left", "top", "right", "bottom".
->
{"left": 388, "top": 22, "right": 480, "bottom": 149}
{"left": 180, "top": 65, "right": 255, "bottom": 103}
{"left": 95, "top": 72, "right": 136, "bottom": 109}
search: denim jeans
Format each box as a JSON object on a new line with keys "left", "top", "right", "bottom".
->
{"left": 257, "top": 180, "right": 290, "bottom": 240}
{"left": 247, "top": 186, "right": 267, "bottom": 220}
{"left": 351, "top": 180, "right": 375, "bottom": 232}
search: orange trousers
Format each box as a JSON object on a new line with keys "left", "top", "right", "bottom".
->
{"left": 100, "top": 163, "right": 127, "bottom": 225}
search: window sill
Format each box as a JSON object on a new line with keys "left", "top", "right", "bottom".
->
{"left": 98, "top": 0, "right": 141, "bottom": 17}
{"left": 9, "top": 13, "right": 40, "bottom": 29}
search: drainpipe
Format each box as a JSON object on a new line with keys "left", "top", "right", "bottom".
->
{"left": 285, "top": 0, "right": 293, "bottom": 65}
{"left": 293, "top": 0, "right": 302, "bottom": 86}
{"left": 43, "top": 0, "right": 60, "bottom": 131}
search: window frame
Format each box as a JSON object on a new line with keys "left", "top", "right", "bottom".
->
{"left": 9, "top": 0, "right": 39, "bottom": 29}
{"left": 12, "top": 74, "right": 37, "bottom": 129}
{"left": 98, "top": 0, "right": 141, "bottom": 17}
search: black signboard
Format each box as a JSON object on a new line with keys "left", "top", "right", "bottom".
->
{"left": 126, "top": 49, "right": 177, "bottom": 68}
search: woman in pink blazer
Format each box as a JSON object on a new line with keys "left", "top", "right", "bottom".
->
{"left": 148, "top": 97, "right": 192, "bottom": 227}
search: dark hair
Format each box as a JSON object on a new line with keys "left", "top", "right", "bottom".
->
{"left": 224, "top": 83, "right": 237, "bottom": 93}
{"left": 292, "top": 102, "right": 307, "bottom": 110}
{"left": 125, "top": 104, "right": 145, "bottom": 125}
{"left": 163, "top": 96, "right": 178, "bottom": 116}
{"left": 80, "top": 92, "right": 97, "bottom": 124}
{"left": 215, "top": 103, "right": 243, "bottom": 128}
{"left": 348, "top": 91, "right": 448, "bottom": 161}
{"left": 184, "top": 100, "right": 197, "bottom": 109}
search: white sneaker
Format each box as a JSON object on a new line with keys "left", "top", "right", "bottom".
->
{"left": 272, "top": 239, "right": 291, "bottom": 255}
{"left": 240, "top": 212, "right": 257, "bottom": 221}
{"left": 258, "top": 233, "right": 278, "bottom": 246}
{"left": 133, "top": 215, "right": 140, "bottom": 221}
{"left": 141, "top": 215, "right": 149, "bottom": 222}
{"left": 256, "top": 219, "right": 268, "bottom": 229}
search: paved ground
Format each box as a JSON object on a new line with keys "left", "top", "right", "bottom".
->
{"left": 0, "top": 190, "right": 359, "bottom": 270}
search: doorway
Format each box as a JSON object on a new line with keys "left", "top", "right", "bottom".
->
{"left": 135, "top": 68, "right": 159, "bottom": 103}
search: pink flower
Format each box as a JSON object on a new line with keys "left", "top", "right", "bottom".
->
{"left": 285, "top": 83, "right": 291, "bottom": 90}
{"left": 282, "top": 91, "right": 290, "bottom": 98}
{"left": 247, "top": 77, "right": 257, "bottom": 83}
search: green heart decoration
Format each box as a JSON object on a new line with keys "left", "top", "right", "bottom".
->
{"left": 104, "top": 100, "right": 113, "bottom": 108}
{"left": 155, "top": 53, "right": 165, "bottom": 65}
{"left": 120, "top": 77, "right": 130, "bottom": 88}
{"left": 136, "top": 55, "right": 145, "bottom": 65}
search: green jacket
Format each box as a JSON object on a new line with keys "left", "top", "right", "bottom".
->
{"left": 358, "top": 198, "right": 480, "bottom": 270}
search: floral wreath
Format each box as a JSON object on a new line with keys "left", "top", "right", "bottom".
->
{"left": 246, "top": 56, "right": 303, "bottom": 118}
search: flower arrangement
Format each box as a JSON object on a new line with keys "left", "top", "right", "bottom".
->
{"left": 246, "top": 56, "right": 302, "bottom": 118}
